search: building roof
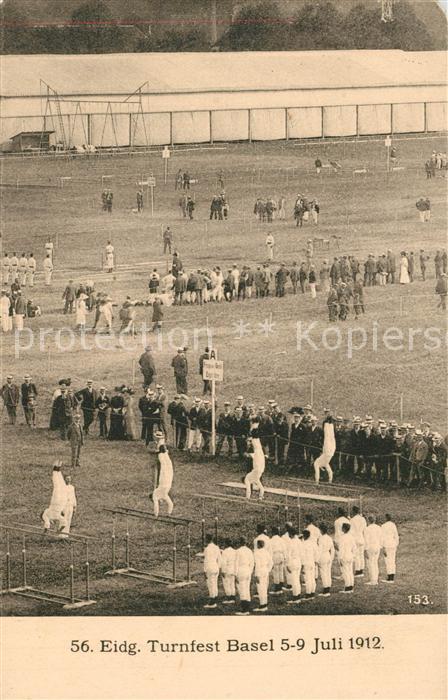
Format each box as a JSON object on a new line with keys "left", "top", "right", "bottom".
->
{"left": 1, "top": 51, "right": 446, "bottom": 98}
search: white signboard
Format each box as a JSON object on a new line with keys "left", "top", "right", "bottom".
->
{"left": 162, "top": 146, "right": 170, "bottom": 159}
{"left": 385, "top": 136, "right": 392, "bottom": 147}
{"left": 147, "top": 176, "right": 156, "bottom": 187}
{"left": 203, "top": 359, "right": 224, "bottom": 382}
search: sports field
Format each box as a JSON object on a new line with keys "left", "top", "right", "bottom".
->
{"left": 1, "top": 135, "right": 447, "bottom": 616}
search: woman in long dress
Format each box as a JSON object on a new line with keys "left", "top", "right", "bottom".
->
{"left": 108, "top": 389, "right": 126, "bottom": 440}
{"left": 75, "top": 292, "right": 88, "bottom": 330}
{"left": 399, "top": 252, "right": 410, "bottom": 284}
{"left": 314, "top": 416, "right": 335, "bottom": 485}
{"left": 122, "top": 388, "right": 138, "bottom": 440}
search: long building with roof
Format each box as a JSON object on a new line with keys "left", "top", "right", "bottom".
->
{"left": 0, "top": 50, "right": 446, "bottom": 148}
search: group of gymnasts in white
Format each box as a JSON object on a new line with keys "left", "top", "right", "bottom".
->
{"left": 202, "top": 509, "right": 400, "bottom": 614}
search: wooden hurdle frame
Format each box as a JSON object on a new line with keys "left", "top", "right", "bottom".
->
{"left": 104, "top": 507, "right": 198, "bottom": 589}
{"left": 0, "top": 523, "right": 97, "bottom": 610}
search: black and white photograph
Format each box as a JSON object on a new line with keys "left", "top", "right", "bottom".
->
{"left": 1, "top": 1, "right": 447, "bottom": 698}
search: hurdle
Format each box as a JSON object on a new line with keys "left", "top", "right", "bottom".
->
{"left": 104, "top": 507, "right": 198, "bottom": 588}
{"left": 0, "top": 523, "right": 97, "bottom": 610}
{"left": 353, "top": 168, "right": 368, "bottom": 176}
{"left": 391, "top": 166, "right": 405, "bottom": 172}
{"left": 58, "top": 176, "right": 72, "bottom": 188}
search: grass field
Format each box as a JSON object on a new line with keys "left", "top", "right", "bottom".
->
{"left": 1, "top": 135, "right": 447, "bottom": 616}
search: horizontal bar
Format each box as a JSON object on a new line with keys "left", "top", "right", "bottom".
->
{"left": 221, "top": 482, "right": 357, "bottom": 504}
{"left": 1, "top": 523, "right": 99, "bottom": 541}
{"left": 103, "top": 507, "right": 199, "bottom": 526}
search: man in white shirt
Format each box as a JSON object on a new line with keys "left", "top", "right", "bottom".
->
{"left": 334, "top": 507, "right": 350, "bottom": 578}
{"left": 285, "top": 527, "right": 303, "bottom": 605}
{"left": 270, "top": 526, "right": 287, "bottom": 594}
{"left": 220, "top": 538, "right": 236, "bottom": 605}
{"left": 235, "top": 537, "right": 254, "bottom": 615}
{"left": 18, "top": 254, "right": 28, "bottom": 286}
{"left": 151, "top": 432, "right": 174, "bottom": 517}
{"left": 338, "top": 522, "right": 357, "bottom": 593}
{"left": 45, "top": 238, "right": 54, "bottom": 262}
{"left": 26, "top": 254, "right": 36, "bottom": 287}
{"left": 2, "top": 253, "right": 12, "bottom": 285}
{"left": 317, "top": 523, "right": 335, "bottom": 596}
{"left": 253, "top": 540, "right": 273, "bottom": 612}
{"left": 61, "top": 475, "right": 77, "bottom": 535}
{"left": 41, "top": 462, "right": 68, "bottom": 537}
{"left": 105, "top": 241, "right": 115, "bottom": 273}
{"left": 350, "top": 505, "right": 367, "bottom": 577}
{"left": 381, "top": 514, "right": 399, "bottom": 582}
{"left": 203, "top": 534, "right": 221, "bottom": 609}
{"left": 301, "top": 530, "right": 319, "bottom": 600}
{"left": 253, "top": 524, "right": 272, "bottom": 555}
{"left": 43, "top": 254, "right": 54, "bottom": 286}
{"left": 364, "top": 515, "right": 382, "bottom": 585}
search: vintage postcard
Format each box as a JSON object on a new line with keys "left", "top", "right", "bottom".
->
{"left": 1, "top": 1, "right": 446, "bottom": 698}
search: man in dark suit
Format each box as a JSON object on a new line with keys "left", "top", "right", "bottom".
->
{"left": 1, "top": 374, "right": 20, "bottom": 424}
{"left": 21, "top": 374, "right": 38, "bottom": 428}
{"left": 286, "top": 412, "right": 306, "bottom": 472}
{"left": 233, "top": 407, "right": 250, "bottom": 459}
{"left": 76, "top": 379, "right": 97, "bottom": 435}
{"left": 62, "top": 279, "right": 76, "bottom": 314}
{"left": 67, "top": 413, "right": 84, "bottom": 468}
{"left": 95, "top": 387, "right": 110, "bottom": 438}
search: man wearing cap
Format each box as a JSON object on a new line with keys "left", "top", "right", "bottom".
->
{"left": 199, "top": 347, "right": 211, "bottom": 396}
{"left": 375, "top": 422, "right": 395, "bottom": 482}
{"left": 138, "top": 346, "right": 156, "bottom": 388}
{"left": 198, "top": 400, "right": 213, "bottom": 453}
{"left": 155, "top": 384, "right": 168, "bottom": 438}
{"left": 228, "top": 406, "right": 248, "bottom": 459}
{"left": 286, "top": 411, "right": 306, "bottom": 471}
{"left": 62, "top": 279, "right": 76, "bottom": 314}
{"left": 95, "top": 387, "right": 110, "bottom": 438}
{"left": 76, "top": 380, "right": 97, "bottom": 435}
{"left": 171, "top": 348, "right": 188, "bottom": 394}
{"left": 271, "top": 405, "right": 289, "bottom": 465}
{"left": 152, "top": 431, "right": 174, "bottom": 517}
{"left": 259, "top": 407, "right": 275, "bottom": 460}
{"left": 21, "top": 375, "right": 38, "bottom": 428}
{"left": 407, "top": 430, "right": 429, "bottom": 487}
{"left": 188, "top": 397, "right": 203, "bottom": 452}
{"left": 67, "top": 413, "right": 84, "bottom": 468}
{"left": 1, "top": 374, "right": 20, "bottom": 424}
{"left": 216, "top": 402, "right": 235, "bottom": 456}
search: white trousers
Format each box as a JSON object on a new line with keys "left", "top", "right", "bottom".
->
{"left": 256, "top": 574, "right": 269, "bottom": 606}
{"left": 61, "top": 505, "right": 74, "bottom": 534}
{"left": 42, "top": 508, "right": 67, "bottom": 531}
{"left": 319, "top": 560, "right": 332, "bottom": 589}
{"left": 366, "top": 548, "right": 380, "bottom": 583}
{"left": 288, "top": 567, "right": 301, "bottom": 597}
{"left": 354, "top": 543, "right": 365, "bottom": 571}
{"left": 44, "top": 270, "right": 53, "bottom": 285}
{"left": 222, "top": 574, "right": 236, "bottom": 597}
{"left": 310, "top": 283, "right": 317, "bottom": 299}
{"left": 1, "top": 316, "right": 12, "bottom": 332}
{"left": 206, "top": 570, "right": 219, "bottom": 598}
{"left": 153, "top": 487, "right": 173, "bottom": 517}
{"left": 187, "top": 428, "right": 202, "bottom": 450}
{"left": 341, "top": 559, "right": 354, "bottom": 588}
{"left": 244, "top": 470, "right": 264, "bottom": 499}
{"left": 384, "top": 546, "right": 397, "bottom": 575}
{"left": 314, "top": 455, "right": 333, "bottom": 484}
{"left": 26, "top": 271, "right": 35, "bottom": 287}
{"left": 272, "top": 561, "right": 284, "bottom": 584}
{"left": 236, "top": 574, "right": 251, "bottom": 601}
{"left": 13, "top": 314, "right": 24, "bottom": 331}
{"left": 303, "top": 565, "right": 316, "bottom": 594}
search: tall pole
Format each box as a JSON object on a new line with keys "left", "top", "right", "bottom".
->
{"left": 150, "top": 185, "right": 154, "bottom": 217}
{"left": 164, "top": 158, "right": 168, "bottom": 185}
{"left": 210, "top": 0, "right": 218, "bottom": 45}
{"left": 211, "top": 379, "right": 216, "bottom": 456}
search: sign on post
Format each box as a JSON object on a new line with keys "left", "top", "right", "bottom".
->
{"left": 202, "top": 359, "right": 224, "bottom": 382}
{"left": 385, "top": 136, "right": 392, "bottom": 172}
{"left": 203, "top": 355, "right": 223, "bottom": 456}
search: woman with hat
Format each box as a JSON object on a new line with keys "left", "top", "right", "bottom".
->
{"left": 122, "top": 387, "right": 137, "bottom": 440}
{"left": 75, "top": 291, "right": 89, "bottom": 330}
{"left": 108, "top": 387, "right": 126, "bottom": 441}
